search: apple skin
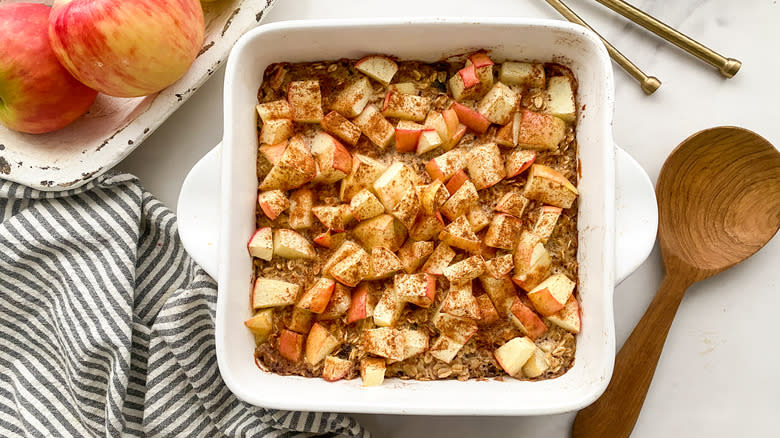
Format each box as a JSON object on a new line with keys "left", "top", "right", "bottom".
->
{"left": 48, "top": 0, "right": 204, "bottom": 98}
{"left": 0, "top": 3, "right": 97, "bottom": 134}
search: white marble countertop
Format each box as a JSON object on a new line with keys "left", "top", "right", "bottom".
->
{"left": 118, "top": 0, "right": 780, "bottom": 436}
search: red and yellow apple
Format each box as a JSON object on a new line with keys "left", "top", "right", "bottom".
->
{"left": 48, "top": 0, "right": 204, "bottom": 98}
{"left": 0, "top": 3, "right": 97, "bottom": 134}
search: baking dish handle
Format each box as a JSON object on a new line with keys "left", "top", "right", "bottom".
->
{"left": 176, "top": 143, "right": 658, "bottom": 284}
{"left": 177, "top": 142, "right": 221, "bottom": 279}
{"left": 614, "top": 145, "right": 658, "bottom": 284}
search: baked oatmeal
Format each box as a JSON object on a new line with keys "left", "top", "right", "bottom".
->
{"left": 245, "top": 52, "right": 581, "bottom": 386}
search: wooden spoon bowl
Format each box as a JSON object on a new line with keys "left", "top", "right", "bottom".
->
{"left": 573, "top": 126, "right": 780, "bottom": 438}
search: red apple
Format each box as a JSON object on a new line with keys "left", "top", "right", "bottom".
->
{"left": 445, "top": 170, "right": 469, "bottom": 194}
{"left": 278, "top": 329, "right": 304, "bottom": 362}
{"left": 346, "top": 283, "right": 371, "bottom": 324}
{"left": 48, "top": 0, "right": 204, "bottom": 98}
{"left": 395, "top": 121, "right": 424, "bottom": 153}
{"left": 458, "top": 64, "right": 480, "bottom": 88}
{"left": 0, "top": 3, "right": 97, "bottom": 134}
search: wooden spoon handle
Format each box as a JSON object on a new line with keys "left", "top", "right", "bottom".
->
{"left": 572, "top": 273, "right": 693, "bottom": 438}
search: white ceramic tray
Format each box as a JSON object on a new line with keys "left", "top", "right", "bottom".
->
{"left": 0, "top": 0, "right": 276, "bottom": 191}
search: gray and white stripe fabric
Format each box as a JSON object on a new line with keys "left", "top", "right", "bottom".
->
{"left": 0, "top": 173, "right": 367, "bottom": 438}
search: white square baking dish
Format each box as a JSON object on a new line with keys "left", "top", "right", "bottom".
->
{"left": 216, "top": 17, "right": 619, "bottom": 416}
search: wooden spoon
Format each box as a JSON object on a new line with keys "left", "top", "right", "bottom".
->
{"left": 572, "top": 126, "right": 780, "bottom": 438}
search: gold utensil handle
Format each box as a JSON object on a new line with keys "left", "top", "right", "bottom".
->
{"left": 543, "top": 0, "right": 661, "bottom": 95}
{"left": 593, "top": 0, "right": 741, "bottom": 77}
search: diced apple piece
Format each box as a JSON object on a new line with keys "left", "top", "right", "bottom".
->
{"left": 360, "top": 357, "right": 386, "bottom": 387}
{"left": 476, "top": 82, "right": 518, "bottom": 125}
{"left": 416, "top": 129, "right": 443, "bottom": 155}
{"left": 516, "top": 109, "right": 566, "bottom": 151}
{"left": 382, "top": 91, "right": 430, "bottom": 121}
{"left": 527, "top": 274, "right": 576, "bottom": 316}
{"left": 469, "top": 52, "right": 494, "bottom": 77}
{"left": 400, "top": 329, "right": 429, "bottom": 360}
{"left": 395, "top": 120, "right": 424, "bottom": 153}
{"left": 373, "top": 287, "right": 405, "bottom": 327}
{"left": 340, "top": 154, "right": 387, "bottom": 202}
{"left": 512, "top": 231, "right": 552, "bottom": 291}
{"left": 533, "top": 206, "right": 563, "bottom": 243}
{"left": 305, "top": 323, "right": 340, "bottom": 365}
{"left": 499, "top": 62, "right": 545, "bottom": 88}
{"left": 448, "top": 65, "right": 480, "bottom": 101}
{"left": 373, "top": 162, "right": 418, "bottom": 211}
{"left": 448, "top": 124, "right": 468, "bottom": 151}
{"left": 296, "top": 277, "right": 336, "bottom": 314}
{"left": 388, "top": 82, "right": 418, "bottom": 94}
{"left": 323, "top": 241, "right": 363, "bottom": 276}
{"left": 321, "top": 111, "right": 362, "bottom": 146}
{"left": 366, "top": 246, "right": 403, "bottom": 280}
{"left": 273, "top": 229, "right": 316, "bottom": 260}
{"left": 391, "top": 186, "right": 421, "bottom": 230}
{"left": 259, "top": 135, "right": 316, "bottom": 191}
{"left": 433, "top": 313, "right": 478, "bottom": 345}
{"left": 322, "top": 356, "right": 352, "bottom": 382}
{"left": 363, "top": 327, "right": 405, "bottom": 361}
{"left": 257, "top": 190, "right": 289, "bottom": 221}
{"left": 467, "top": 143, "right": 506, "bottom": 189}
{"left": 466, "top": 207, "right": 491, "bottom": 234}
{"left": 288, "top": 189, "right": 314, "bottom": 230}
{"left": 353, "top": 104, "right": 395, "bottom": 149}
{"left": 522, "top": 347, "right": 550, "bottom": 378}
{"left": 495, "top": 192, "right": 529, "bottom": 218}
{"left": 312, "top": 205, "right": 352, "bottom": 232}
{"left": 409, "top": 213, "right": 445, "bottom": 241}
{"left": 346, "top": 283, "right": 372, "bottom": 324}
{"left": 440, "top": 180, "right": 479, "bottom": 221}
{"left": 438, "top": 215, "right": 480, "bottom": 252}
{"left": 442, "top": 108, "right": 459, "bottom": 136}
{"left": 288, "top": 80, "right": 323, "bottom": 123}
{"left": 429, "top": 335, "right": 465, "bottom": 364}
{"left": 523, "top": 164, "right": 578, "bottom": 209}
{"left": 509, "top": 297, "right": 547, "bottom": 340}
{"left": 259, "top": 118, "right": 294, "bottom": 145}
{"left": 505, "top": 149, "right": 537, "bottom": 178}
{"left": 440, "top": 282, "right": 480, "bottom": 319}
{"left": 397, "top": 240, "right": 434, "bottom": 273}
{"left": 247, "top": 227, "right": 273, "bottom": 261}
{"left": 353, "top": 214, "right": 407, "bottom": 252}
{"left": 318, "top": 283, "right": 352, "bottom": 321}
{"left": 545, "top": 76, "right": 576, "bottom": 123}
{"left": 476, "top": 294, "right": 499, "bottom": 325}
{"left": 418, "top": 180, "right": 449, "bottom": 216}
{"left": 330, "top": 246, "right": 370, "bottom": 287}
{"left": 478, "top": 275, "right": 516, "bottom": 316}
{"left": 445, "top": 170, "right": 469, "bottom": 195}
{"left": 484, "top": 253, "right": 513, "bottom": 278}
{"left": 450, "top": 102, "right": 491, "bottom": 134}
{"left": 424, "top": 111, "right": 449, "bottom": 144}
{"left": 484, "top": 214, "right": 523, "bottom": 250}
{"left": 244, "top": 308, "right": 274, "bottom": 340}
{"left": 426, "top": 148, "right": 467, "bottom": 181}
{"left": 494, "top": 337, "right": 536, "bottom": 377}
{"left": 546, "top": 295, "right": 581, "bottom": 333}
{"left": 313, "top": 229, "right": 346, "bottom": 249}
{"left": 395, "top": 273, "right": 437, "bottom": 308}
{"left": 259, "top": 141, "right": 287, "bottom": 166}
{"left": 331, "top": 77, "right": 372, "bottom": 118}
{"left": 495, "top": 116, "right": 515, "bottom": 147}
{"left": 252, "top": 278, "right": 300, "bottom": 309}
{"left": 256, "top": 99, "right": 292, "bottom": 122}
{"left": 422, "top": 242, "right": 456, "bottom": 276}
{"left": 443, "top": 255, "right": 485, "bottom": 285}
{"left": 350, "top": 189, "right": 385, "bottom": 221}
{"left": 288, "top": 307, "right": 314, "bottom": 333}
{"left": 279, "top": 329, "right": 304, "bottom": 362}
{"left": 311, "top": 131, "right": 353, "bottom": 184}
{"left": 355, "top": 55, "right": 398, "bottom": 85}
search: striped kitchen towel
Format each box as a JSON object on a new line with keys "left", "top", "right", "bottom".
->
{"left": 0, "top": 173, "right": 367, "bottom": 438}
